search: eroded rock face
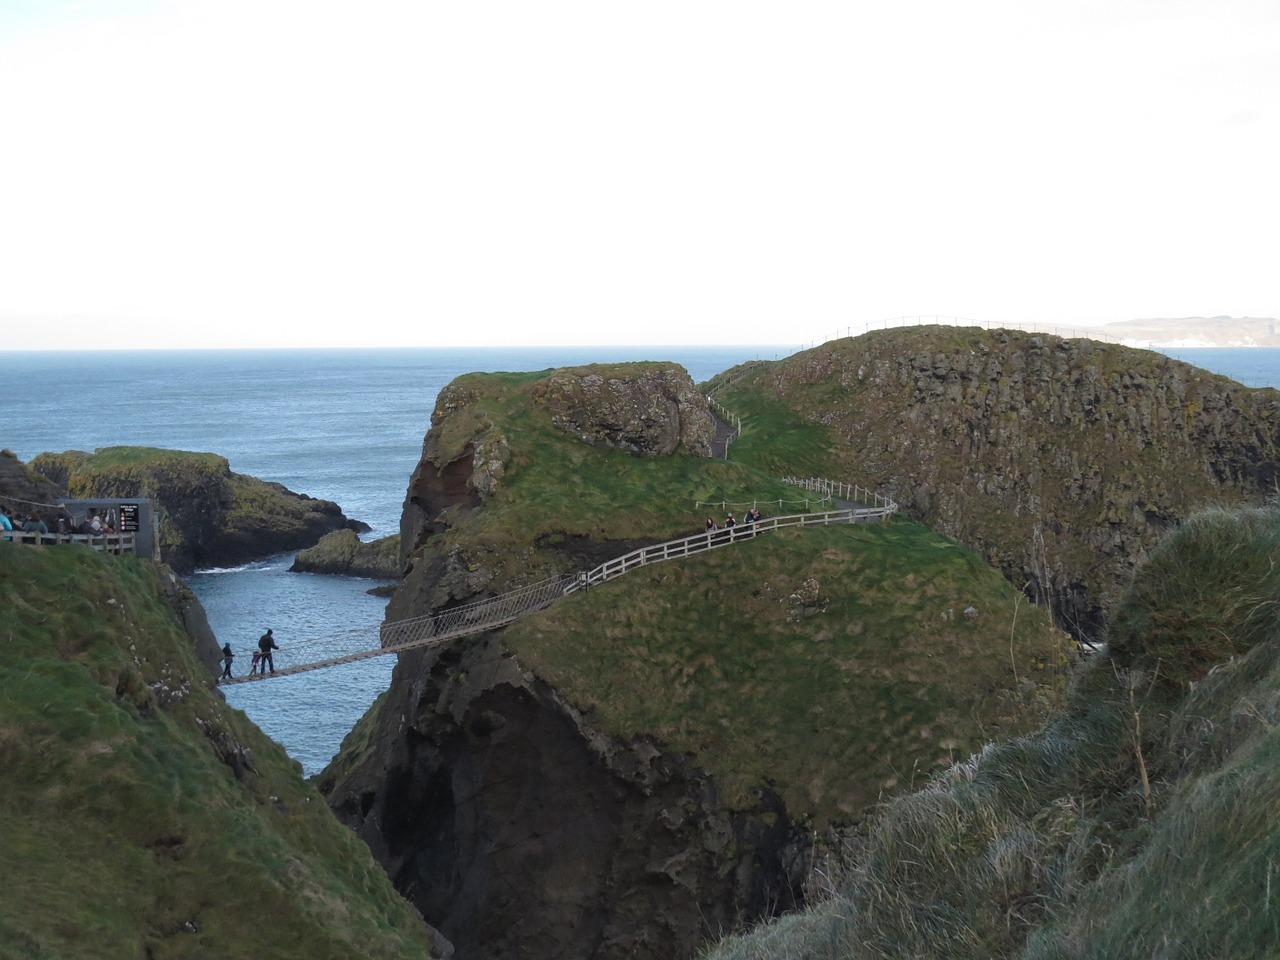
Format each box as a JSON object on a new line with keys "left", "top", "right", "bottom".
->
{"left": 322, "top": 637, "right": 807, "bottom": 960}
{"left": 760, "top": 328, "right": 1280, "bottom": 637}
{"left": 531, "top": 365, "right": 715, "bottom": 458}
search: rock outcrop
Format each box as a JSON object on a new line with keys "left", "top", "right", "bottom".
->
{"left": 530, "top": 364, "right": 715, "bottom": 457}
{"left": 291, "top": 530, "right": 401, "bottom": 580}
{"left": 28, "top": 446, "right": 366, "bottom": 574}
{"left": 395, "top": 363, "right": 714, "bottom": 614}
{"left": 734, "top": 327, "right": 1280, "bottom": 637}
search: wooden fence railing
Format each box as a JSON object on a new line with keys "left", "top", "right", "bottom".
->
{"left": 566, "top": 504, "right": 894, "bottom": 592}
{"left": 778, "top": 476, "right": 898, "bottom": 512}
{"left": 1, "top": 530, "right": 138, "bottom": 554}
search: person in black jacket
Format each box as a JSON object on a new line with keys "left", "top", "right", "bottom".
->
{"left": 257, "top": 629, "right": 281, "bottom": 674}
{"left": 220, "top": 643, "right": 234, "bottom": 680}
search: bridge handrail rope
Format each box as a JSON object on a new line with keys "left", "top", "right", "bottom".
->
{"left": 0, "top": 494, "right": 67, "bottom": 512}
{"left": 378, "top": 574, "right": 577, "bottom": 650}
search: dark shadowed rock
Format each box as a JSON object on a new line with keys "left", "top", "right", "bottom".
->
{"left": 321, "top": 637, "right": 806, "bottom": 960}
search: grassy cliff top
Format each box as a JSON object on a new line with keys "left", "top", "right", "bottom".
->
{"left": 0, "top": 543, "right": 437, "bottom": 960}
{"left": 407, "top": 367, "right": 837, "bottom": 595}
{"left": 506, "top": 516, "right": 1069, "bottom": 825}
{"left": 65, "top": 446, "right": 229, "bottom": 468}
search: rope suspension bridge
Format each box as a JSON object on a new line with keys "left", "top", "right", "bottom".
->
{"left": 219, "top": 483, "right": 897, "bottom": 685}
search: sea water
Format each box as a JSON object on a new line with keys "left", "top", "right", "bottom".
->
{"left": 2, "top": 344, "right": 1276, "bottom": 774}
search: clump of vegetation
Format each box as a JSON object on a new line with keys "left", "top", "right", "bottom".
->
{"left": 700, "top": 502, "right": 1280, "bottom": 960}
{"left": 1108, "top": 504, "right": 1280, "bottom": 689}
{"left": 0, "top": 542, "right": 438, "bottom": 960}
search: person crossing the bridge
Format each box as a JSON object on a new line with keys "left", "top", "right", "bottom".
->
{"left": 258, "top": 628, "right": 281, "bottom": 674}
{"left": 220, "top": 643, "right": 234, "bottom": 680}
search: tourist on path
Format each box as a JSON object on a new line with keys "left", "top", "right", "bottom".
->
{"left": 220, "top": 643, "right": 234, "bottom": 680}
{"left": 257, "top": 628, "right": 280, "bottom": 674}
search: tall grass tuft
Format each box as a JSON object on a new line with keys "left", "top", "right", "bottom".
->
{"left": 1108, "top": 506, "right": 1280, "bottom": 688}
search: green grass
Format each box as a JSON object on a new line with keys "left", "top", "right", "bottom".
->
{"left": 504, "top": 518, "right": 1069, "bottom": 824}
{"left": 701, "top": 502, "right": 1280, "bottom": 960}
{"left": 76, "top": 446, "right": 228, "bottom": 469}
{"left": 0, "top": 542, "right": 437, "bottom": 960}
{"left": 412, "top": 369, "right": 846, "bottom": 592}
{"left": 711, "top": 376, "right": 842, "bottom": 479}
{"left": 1107, "top": 505, "right": 1280, "bottom": 689}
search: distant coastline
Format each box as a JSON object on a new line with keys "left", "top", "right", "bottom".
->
{"left": 1100, "top": 316, "right": 1280, "bottom": 348}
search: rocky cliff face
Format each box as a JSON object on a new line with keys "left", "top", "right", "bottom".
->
{"left": 744, "top": 327, "right": 1280, "bottom": 637}
{"left": 290, "top": 529, "right": 402, "bottom": 580}
{"left": 0, "top": 448, "right": 66, "bottom": 511}
{"left": 323, "top": 637, "right": 805, "bottom": 960}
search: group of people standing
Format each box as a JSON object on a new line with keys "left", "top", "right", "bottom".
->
{"left": 704, "top": 506, "right": 764, "bottom": 534}
{"left": 219, "top": 629, "right": 282, "bottom": 680}
{"left": 1, "top": 505, "right": 113, "bottom": 538}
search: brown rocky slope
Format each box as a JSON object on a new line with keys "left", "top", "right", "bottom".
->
{"left": 718, "top": 326, "right": 1280, "bottom": 638}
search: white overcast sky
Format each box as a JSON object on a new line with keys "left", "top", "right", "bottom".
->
{"left": 1, "top": 0, "right": 1277, "bottom": 349}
